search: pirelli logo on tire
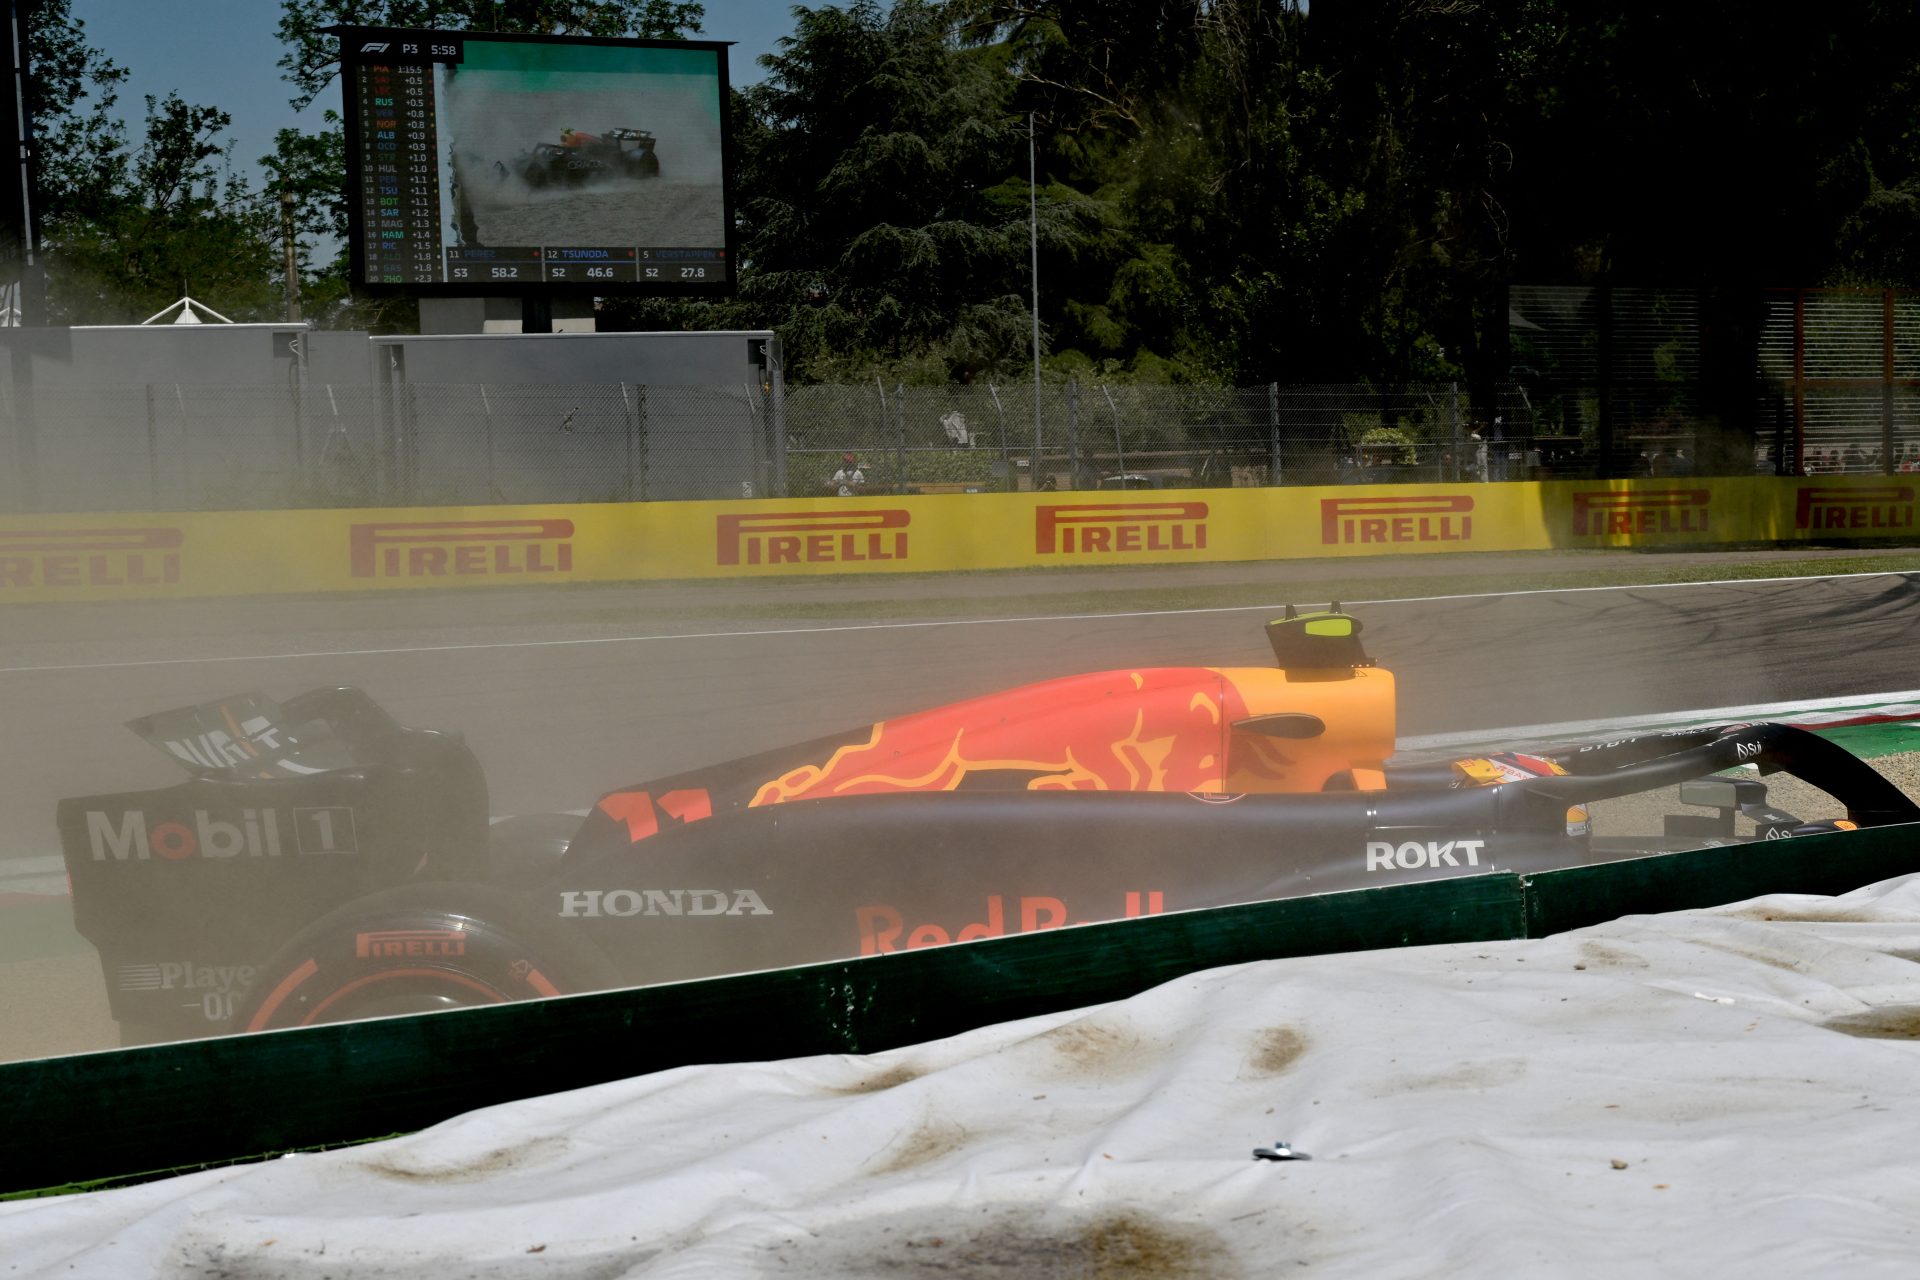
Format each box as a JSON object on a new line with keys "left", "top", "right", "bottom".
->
{"left": 0, "top": 526, "right": 184, "bottom": 590}
{"left": 1035, "top": 502, "right": 1208, "bottom": 556}
{"left": 355, "top": 929, "right": 467, "bottom": 959}
{"left": 716, "top": 509, "right": 910, "bottom": 566}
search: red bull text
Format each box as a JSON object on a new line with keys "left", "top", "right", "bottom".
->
{"left": 857, "top": 890, "right": 1166, "bottom": 954}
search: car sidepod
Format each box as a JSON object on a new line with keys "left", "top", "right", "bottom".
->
{"left": 545, "top": 786, "right": 1580, "bottom": 987}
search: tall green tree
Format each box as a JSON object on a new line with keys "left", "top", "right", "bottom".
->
{"left": 616, "top": 1, "right": 1145, "bottom": 384}
{"left": 1493, "top": 2, "right": 1920, "bottom": 461}
{"left": 948, "top": 0, "right": 1225, "bottom": 379}
{"left": 27, "top": 0, "right": 131, "bottom": 217}
{"left": 29, "top": 4, "right": 280, "bottom": 323}
{"left": 738, "top": 0, "right": 1037, "bottom": 380}
{"left": 44, "top": 93, "right": 280, "bottom": 323}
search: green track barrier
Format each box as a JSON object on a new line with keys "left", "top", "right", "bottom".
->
{"left": 4, "top": 821, "right": 1919, "bottom": 1198}
{"left": 1812, "top": 720, "right": 1920, "bottom": 760}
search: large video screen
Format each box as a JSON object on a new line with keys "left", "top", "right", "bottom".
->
{"left": 336, "top": 26, "right": 734, "bottom": 296}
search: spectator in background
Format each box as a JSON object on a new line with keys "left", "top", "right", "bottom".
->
{"left": 830, "top": 452, "right": 866, "bottom": 497}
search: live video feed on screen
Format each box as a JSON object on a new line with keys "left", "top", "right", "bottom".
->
{"left": 350, "top": 33, "right": 729, "bottom": 289}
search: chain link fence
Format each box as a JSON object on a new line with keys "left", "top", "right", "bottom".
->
{"left": 4, "top": 373, "right": 1915, "bottom": 514}
{"left": 674, "top": 380, "right": 1514, "bottom": 498}
{"left": 1759, "top": 289, "right": 1920, "bottom": 476}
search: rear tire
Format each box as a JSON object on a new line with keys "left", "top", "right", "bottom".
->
{"left": 230, "top": 882, "right": 620, "bottom": 1033}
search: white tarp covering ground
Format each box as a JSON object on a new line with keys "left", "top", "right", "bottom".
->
{"left": 12, "top": 873, "right": 1920, "bottom": 1278}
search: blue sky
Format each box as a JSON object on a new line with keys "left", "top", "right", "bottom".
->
{"left": 69, "top": 1, "right": 802, "bottom": 187}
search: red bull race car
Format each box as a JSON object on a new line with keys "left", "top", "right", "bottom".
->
{"left": 58, "top": 610, "right": 1920, "bottom": 1046}
{"left": 513, "top": 127, "right": 661, "bottom": 186}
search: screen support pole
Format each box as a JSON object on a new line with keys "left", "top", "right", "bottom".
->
{"left": 522, "top": 295, "right": 553, "bottom": 334}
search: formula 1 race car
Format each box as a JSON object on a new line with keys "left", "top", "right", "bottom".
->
{"left": 57, "top": 610, "right": 1920, "bottom": 1046}
{"left": 511, "top": 127, "right": 660, "bottom": 187}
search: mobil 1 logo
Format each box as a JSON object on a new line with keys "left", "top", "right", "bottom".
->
{"left": 294, "top": 806, "right": 357, "bottom": 856}
{"left": 83, "top": 804, "right": 359, "bottom": 862}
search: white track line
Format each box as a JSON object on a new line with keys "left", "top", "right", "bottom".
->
{"left": 1, "top": 568, "right": 1913, "bottom": 676}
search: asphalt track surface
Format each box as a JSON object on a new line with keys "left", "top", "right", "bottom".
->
{"left": 3, "top": 545, "right": 1920, "bottom": 1062}
{"left": 5, "top": 546, "right": 1920, "bottom": 865}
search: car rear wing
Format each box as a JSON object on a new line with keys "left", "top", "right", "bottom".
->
{"left": 57, "top": 687, "right": 491, "bottom": 1043}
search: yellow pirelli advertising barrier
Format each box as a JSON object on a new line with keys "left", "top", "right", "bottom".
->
{"left": 2, "top": 475, "right": 1915, "bottom": 603}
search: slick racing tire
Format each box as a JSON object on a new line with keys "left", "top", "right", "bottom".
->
{"left": 230, "top": 882, "right": 622, "bottom": 1033}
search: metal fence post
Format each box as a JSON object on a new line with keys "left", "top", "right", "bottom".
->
{"left": 1067, "top": 379, "right": 1080, "bottom": 488}
{"left": 1450, "top": 381, "right": 1463, "bottom": 482}
{"left": 377, "top": 350, "right": 399, "bottom": 502}
{"left": 173, "top": 385, "right": 189, "bottom": 508}
{"left": 4, "top": 337, "right": 39, "bottom": 511}
{"left": 769, "top": 353, "right": 788, "bottom": 497}
{"left": 636, "top": 383, "right": 649, "bottom": 501}
{"left": 1883, "top": 288, "right": 1897, "bottom": 474}
{"left": 988, "top": 383, "right": 1013, "bottom": 491}
{"left": 401, "top": 383, "right": 420, "bottom": 503}
{"left": 894, "top": 382, "right": 907, "bottom": 494}
{"left": 742, "top": 380, "right": 764, "bottom": 500}
{"left": 1100, "top": 383, "right": 1125, "bottom": 479}
{"left": 873, "top": 376, "right": 889, "bottom": 491}
{"left": 144, "top": 384, "right": 160, "bottom": 508}
{"left": 1790, "top": 289, "right": 1806, "bottom": 475}
{"left": 1268, "top": 382, "right": 1280, "bottom": 486}
{"left": 618, "top": 382, "right": 634, "bottom": 501}
{"left": 289, "top": 369, "right": 305, "bottom": 482}
{"left": 316, "top": 384, "right": 355, "bottom": 503}
{"left": 1596, "top": 283, "right": 1615, "bottom": 479}
{"left": 1030, "top": 383, "right": 1042, "bottom": 488}
{"left": 479, "top": 384, "right": 498, "bottom": 501}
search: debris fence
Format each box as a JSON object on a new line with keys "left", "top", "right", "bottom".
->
{"left": 2, "top": 377, "right": 1911, "bottom": 514}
